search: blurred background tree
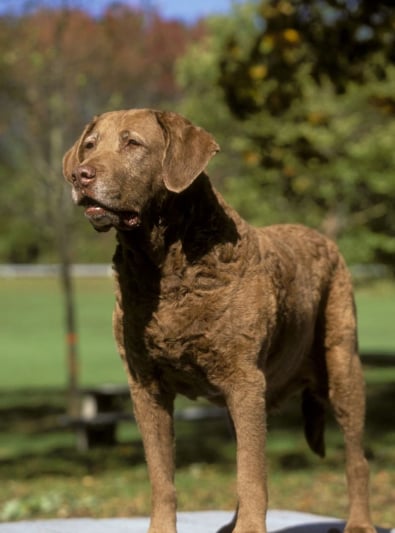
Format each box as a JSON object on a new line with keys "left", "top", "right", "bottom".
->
{"left": 0, "top": 1, "right": 205, "bottom": 413}
{"left": 178, "top": 0, "right": 395, "bottom": 269}
{"left": 214, "top": 0, "right": 395, "bottom": 268}
{"left": 0, "top": 2, "right": 204, "bottom": 263}
{"left": 0, "top": 0, "right": 394, "bottom": 270}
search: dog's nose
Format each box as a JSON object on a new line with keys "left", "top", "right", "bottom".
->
{"left": 73, "top": 165, "right": 96, "bottom": 186}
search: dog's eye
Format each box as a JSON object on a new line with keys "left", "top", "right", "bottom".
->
{"left": 84, "top": 140, "right": 95, "bottom": 150}
{"left": 126, "top": 138, "right": 141, "bottom": 147}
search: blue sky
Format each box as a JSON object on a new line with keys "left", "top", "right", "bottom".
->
{"left": 1, "top": 0, "right": 243, "bottom": 22}
{"left": 167, "top": 0, "right": 244, "bottom": 22}
{"left": 105, "top": 0, "right": 240, "bottom": 22}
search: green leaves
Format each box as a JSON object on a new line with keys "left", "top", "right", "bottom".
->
{"left": 177, "top": 1, "right": 395, "bottom": 269}
{"left": 219, "top": 0, "right": 395, "bottom": 118}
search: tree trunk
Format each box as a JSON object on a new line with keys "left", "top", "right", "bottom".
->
{"left": 50, "top": 118, "right": 80, "bottom": 418}
{"left": 58, "top": 183, "right": 80, "bottom": 417}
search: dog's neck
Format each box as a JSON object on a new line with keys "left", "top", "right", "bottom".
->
{"left": 116, "top": 173, "right": 240, "bottom": 269}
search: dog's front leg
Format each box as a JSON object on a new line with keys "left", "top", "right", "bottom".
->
{"left": 225, "top": 369, "right": 268, "bottom": 533}
{"left": 131, "top": 380, "right": 177, "bottom": 533}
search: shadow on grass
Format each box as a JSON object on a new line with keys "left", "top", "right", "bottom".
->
{"left": 0, "top": 382, "right": 393, "bottom": 481}
{"left": 0, "top": 414, "right": 235, "bottom": 480}
{"left": 365, "top": 383, "right": 395, "bottom": 435}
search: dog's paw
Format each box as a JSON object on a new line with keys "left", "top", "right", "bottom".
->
{"left": 148, "top": 523, "right": 177, "bottom": 533}
{"left": 343, "top": 525, "right": 377, "bottom": 533}
{"left": 149, "top": 528, "right": 177, "bottom": 533}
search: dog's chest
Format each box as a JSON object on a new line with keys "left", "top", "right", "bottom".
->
{"left": 117, "top": 249, "right": 254, "bottom": 397}
{"left": 144, "top": 263, "right": 233, "bottom": 358}
{"left": 130, "top": 289, "right": 227, "bottom": 399}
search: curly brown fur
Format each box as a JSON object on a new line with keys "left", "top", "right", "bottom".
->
{"left": 63, "top": 109, "right": 376, "bottom": 533}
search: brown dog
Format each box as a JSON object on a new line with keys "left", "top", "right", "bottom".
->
{"left": 63, "top": 109, "right": 376, "bottom": 533}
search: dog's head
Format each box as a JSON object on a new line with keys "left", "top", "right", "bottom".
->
{"left": 62, "top": 109, "right": 219, "bottom": 232}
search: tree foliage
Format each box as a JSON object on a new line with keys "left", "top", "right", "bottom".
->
{"left": 177, "top": 1, "right": 395, "bottom": 269}
{"left": 1, "top": 1, "right": 394, "bottom": 270}
{"left": 220, "top": 0, "right": 395, "bottom": 117}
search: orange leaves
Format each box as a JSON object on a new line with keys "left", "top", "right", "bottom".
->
{"left": 2, "top": 5, "right": 205, "bottom": 110}
{"left": 283, "top": 28, "right": 300, "bottom": 45}
{"left": 261, "top": 1, "right": 295, "bottom": 19}
{"left": 259, "top": 28, "right": 301, "bottom": 55}
{"left": 248, "top": 64, "right": 268, "bottom": 81}
{"left": 243, "top": 150, "right": 261, "bottom": 166}
{"left": 307, "top": 111, "right": 329, "bottom": 126}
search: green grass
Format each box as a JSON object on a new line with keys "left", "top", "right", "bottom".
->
{"left": 1, "top": 277, "right": 394, "bottom": 389}
{"left": 0, "top": 386, "right": 394, "bottom": 527}
{"left": 1, "top": 277, "right": 123, "bottom": 388}
{"left": 355, "top": 280, "right": 395, "bottom": 352}
{"left": 0, "top": 274, "right": 394, "bottom": 527}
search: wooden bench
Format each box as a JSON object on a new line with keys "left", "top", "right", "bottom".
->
{"left": 360, "top": 352, "right": 395, "bottom": 368}
{"left": 59, "top": 384, "right": 131, "bottom": 451}
{"left": 59, "top": 384, "right": 226, "bottom": 451}
{"left": 60, "top": 352, "right": 394, "bottom": 451}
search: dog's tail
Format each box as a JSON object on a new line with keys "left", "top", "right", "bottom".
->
{"left": 302, "top": 389, "right": 326, "bottom": 458}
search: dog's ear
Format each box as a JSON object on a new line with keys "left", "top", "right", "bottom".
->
{"left": 62, "top": 118, "right": 98, "bottom": 181}
{"left": 155, "top": 111, "right": 220, "bottom": 193}
{"left": 62, "top": 142, "right": 79, "bottom": 182}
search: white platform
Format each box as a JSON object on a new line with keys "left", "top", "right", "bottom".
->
{"left": 0, "top": 511, "right": 392, "bottom": 533}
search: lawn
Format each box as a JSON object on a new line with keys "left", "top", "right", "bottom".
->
{"left": 0, "top": 383, "right": 394, "bottom": 527}
{"left": 1, "top": 276, "right": 123, "bottom": 388}
{"left": 355, "top": 279, "right": 395, "bottom": 352}
{"left": 1, "top": 277, "right": 395, "bottom": 389}
{"left": 0, "top": 276, "right": 394, "bottom": 528}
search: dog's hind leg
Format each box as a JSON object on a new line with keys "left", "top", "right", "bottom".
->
{"left": 324, "top": 261, "right": 376, "bottom": 533}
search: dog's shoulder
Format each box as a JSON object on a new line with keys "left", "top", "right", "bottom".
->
{"left": 252, "top": 223, "right": 346, "bottom": 301}
{"left": 257, "top": 223, "right": 341, "bottom": 265}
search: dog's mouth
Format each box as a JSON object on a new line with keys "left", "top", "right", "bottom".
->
{"left": 79, "top": 197, "right": 141, "bottom": 232}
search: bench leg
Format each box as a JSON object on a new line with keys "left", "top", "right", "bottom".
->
{"left": 76, "top": 422, "right": 117, "bottom": 452}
